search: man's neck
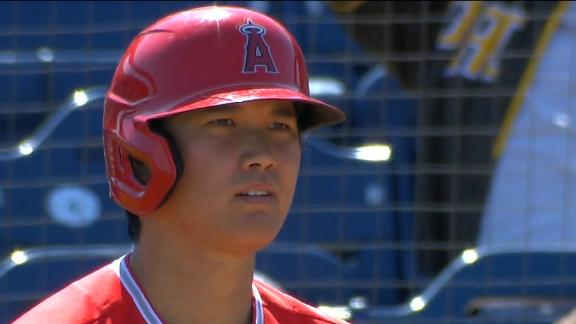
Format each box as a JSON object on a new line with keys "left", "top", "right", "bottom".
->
{"left": 129, "top": 237, "right": 256, "bottom": 324}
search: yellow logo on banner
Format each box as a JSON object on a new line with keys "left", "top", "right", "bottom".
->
{"left": 438, "top": 1, "right": 526, "bottom": 82}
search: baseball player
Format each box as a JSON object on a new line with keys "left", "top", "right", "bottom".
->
{"left": 14, "top": 5, "right": 348, "bottom": 324}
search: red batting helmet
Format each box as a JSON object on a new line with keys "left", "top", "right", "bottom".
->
{"left": 103, "top": 6, "right": 345, "bottom": 215}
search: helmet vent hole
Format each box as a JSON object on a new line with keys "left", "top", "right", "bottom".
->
{"left": 129, "top": 156, "right": 151, "bottom": 185}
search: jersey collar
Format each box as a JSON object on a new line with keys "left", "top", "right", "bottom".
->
{"left": 112, "top": 255, "right": 264, "bottom": 324}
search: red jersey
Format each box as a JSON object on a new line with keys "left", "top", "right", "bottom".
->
{"left": 12, "top": 255, "right": 349, "bottom": 324}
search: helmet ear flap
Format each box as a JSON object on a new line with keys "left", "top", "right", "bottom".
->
{"left": 103, "top": 135, "right": 146, "bottom": 195}
{"left": 103, "top": 122, "right": 178, "bottom": 215}
{"left": 128, "top": 120, "right": 183, "bottom": 215}
{"left": 126, "top": 119, "right": 178, "bottom": 188}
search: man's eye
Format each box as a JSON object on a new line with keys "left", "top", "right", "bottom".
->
{"left": 210, "top": 119, "right": 235, "bottom": 126}
{"left": 270, "top": 122, "right": 291, "bottom": 130}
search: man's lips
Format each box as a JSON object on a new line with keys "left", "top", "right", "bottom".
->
{"left": 235, "top": 183, "right": 276, "bottom": 203}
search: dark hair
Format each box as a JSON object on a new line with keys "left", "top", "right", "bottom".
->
{"left": 126, "top": 210, "right": 142, "bottom": 242}
{"left": 124, "top": 103, "right": 307, "bottom": 242}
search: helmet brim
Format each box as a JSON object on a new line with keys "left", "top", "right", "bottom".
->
{"left": 145, "top": 87, "right": 346, "bottom": 132}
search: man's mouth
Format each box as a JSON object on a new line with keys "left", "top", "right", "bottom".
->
{"left": 236, "top": 185, "right": 275, "bottom": 204}
{"left": 240, "top": 190, "right": 271, "bottom": 197}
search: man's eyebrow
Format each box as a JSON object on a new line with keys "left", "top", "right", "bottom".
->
{"left": 204, "top": 103, "right": 296, "bottom": 117}
{"left": 269, "top": 105, "right": 296, "bottom": 118}
{"left": 205, "top": 105, "right": 237, "bottom": 114}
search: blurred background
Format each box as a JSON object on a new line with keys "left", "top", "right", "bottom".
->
{"left": 1, "top": 1, "right": 575, "bottom": 323}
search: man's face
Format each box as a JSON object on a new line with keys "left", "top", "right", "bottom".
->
{"left": 157, "top": 100, "right": 301, "bottom": 255}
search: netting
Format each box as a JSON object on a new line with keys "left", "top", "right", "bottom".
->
{"left": 1, "top": 1, "right": 575, "bottom": 323}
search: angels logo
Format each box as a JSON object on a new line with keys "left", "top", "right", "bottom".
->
{"left": 239, "top": 20, "right": 278, "bottom": 74}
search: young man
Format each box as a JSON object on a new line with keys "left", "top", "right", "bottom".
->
{"left": 14, "top": 5, "right": 348, "bottom": 324}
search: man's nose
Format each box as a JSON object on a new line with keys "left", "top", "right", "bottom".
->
{"left": 240, "top": 132, "right": 277, "bottom": 171}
